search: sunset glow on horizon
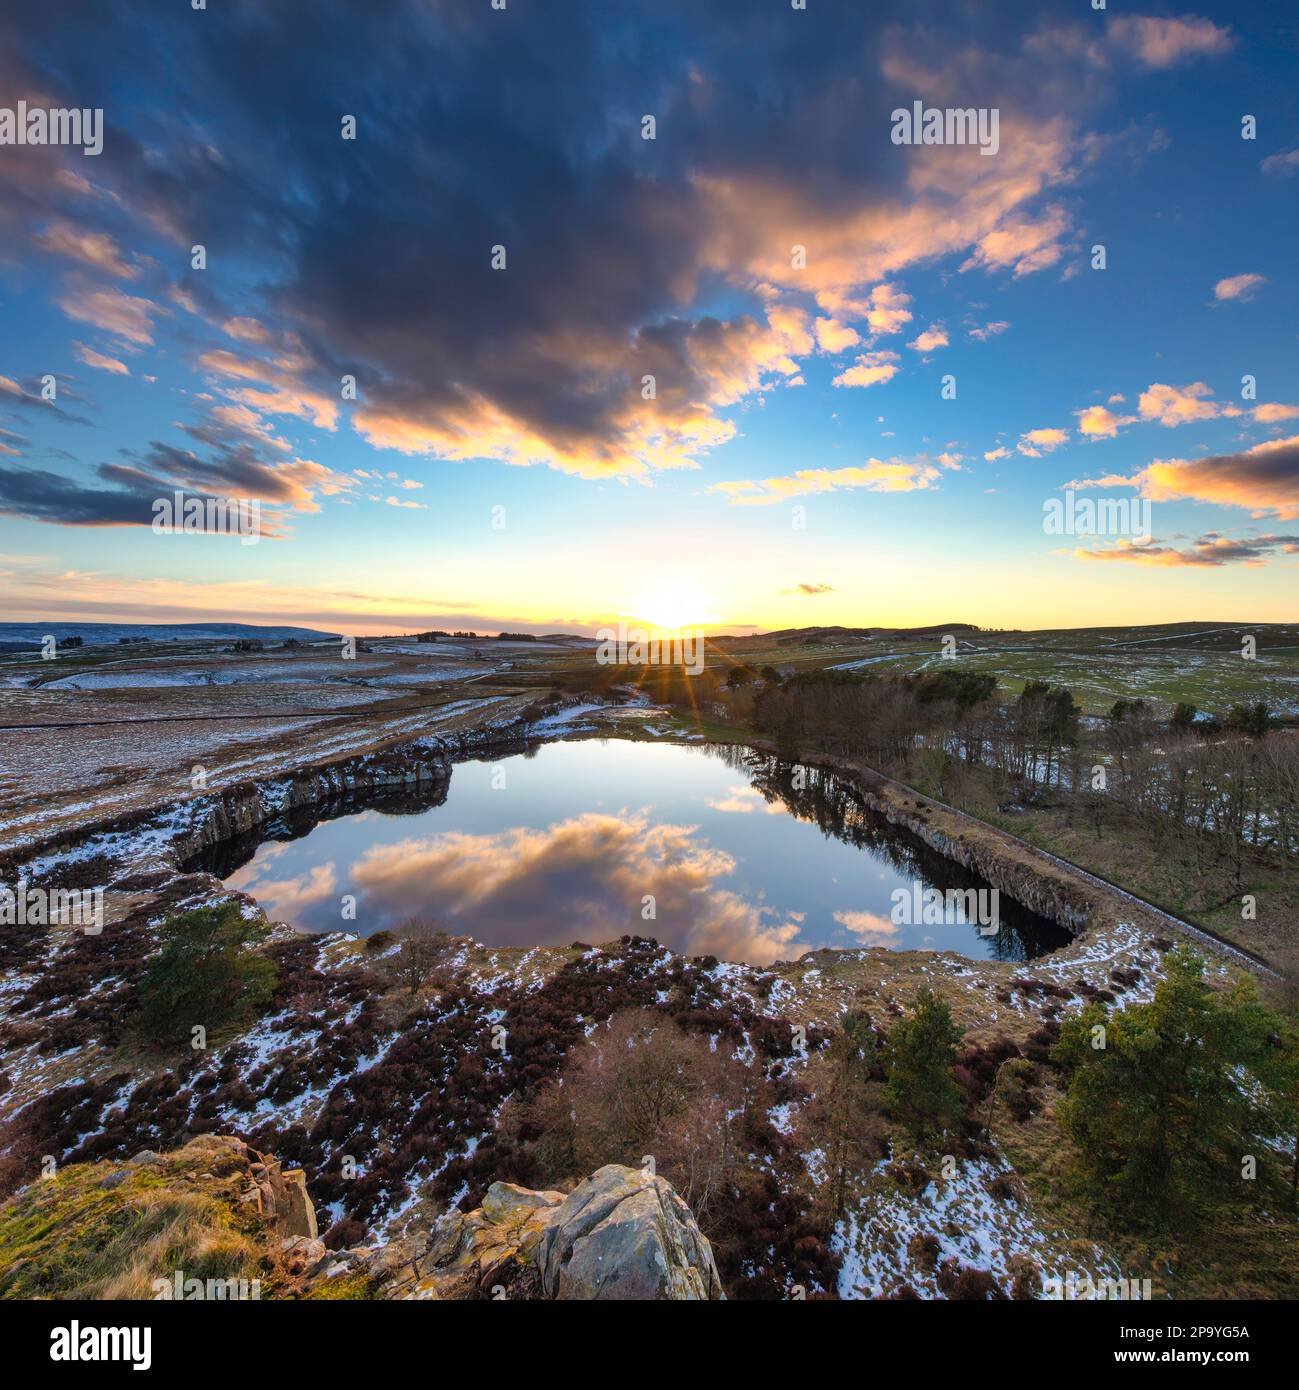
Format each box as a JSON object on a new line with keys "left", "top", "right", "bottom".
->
{"left": 0, "top": 1, "right": 1294, "bottom": 635}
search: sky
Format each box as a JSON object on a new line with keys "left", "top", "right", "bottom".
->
{"left": 0, "top": 0, "right": 1296, "bottom": 636}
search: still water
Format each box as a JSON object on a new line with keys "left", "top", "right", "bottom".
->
{"left": 211, "top": 738, "right": 1069, "bottom": 965}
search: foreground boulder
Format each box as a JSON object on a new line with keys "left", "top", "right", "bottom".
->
{"left": 377, "top": 1164, "right": 724, "bottom": 1300}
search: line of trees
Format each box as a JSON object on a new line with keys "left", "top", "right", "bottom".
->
{"left": 750, "top": 670, "right": 1299, "bottom": 885}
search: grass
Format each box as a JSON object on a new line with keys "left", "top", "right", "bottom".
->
{"left": 712, "top": 623, "right": 1299, "bottom": 716}
{"left": 0, "top": 1143, "right": 271, "bottom": 1299}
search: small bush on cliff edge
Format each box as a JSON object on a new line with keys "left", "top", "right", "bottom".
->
{"left": 136, "top": 904, "right": 277, "bottom": 1049}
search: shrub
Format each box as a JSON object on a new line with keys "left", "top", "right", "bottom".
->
{"left": 883, "top": 989, "right": 963, "bottom": 1144}
{"left": 906, "top": 1233, "right": 941, "bottom": 1270}
{"left": 136, "top": 905, "right": 276, "bottom": 1048}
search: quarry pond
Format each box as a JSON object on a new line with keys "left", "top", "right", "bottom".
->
{"left": 205, "top": 738, "right": 1070, "bottom": 965}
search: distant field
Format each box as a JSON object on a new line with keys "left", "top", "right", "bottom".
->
{"left": 715, "top": 622, "right": 1299, "bottom": 717}
{"left": 2, "top": 620, "right": 1295, "bottom": 723}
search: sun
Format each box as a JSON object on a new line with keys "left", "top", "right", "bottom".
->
{"left": 634, "top": 581, "right": 715, "bottom": 633}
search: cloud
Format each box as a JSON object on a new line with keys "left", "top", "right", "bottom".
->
{"left": 1107, "top": 15, "right": 1233, "bottom": 69}
{"left": 1137, "top": 381, "right": 1220, "bottom": 427}
{"left": 197, "top": 348, "right": 341, "bottom": 433}
{"left": 0, "top": 373, "right": 91, "bottom": 425}
{"left": 0, "top": 396, "right": 356, "bottom": 531}
{"left": 341, "top": 813, "right": 803, "bottom": 963}
{"left": 1076, "top": 403, "right": 1135, "bottom": 438}
{"left": 1136, "top": 435, "right": 1299, "bottom": 519}
{"left": 1017, "top": 427, "right": 1069, "bottom": 456}
{"left": 983, "top": 446, "right": 1011, "bottom": 461}
{"left": 794, "top": 582, "right": 834, "bottom": 594}
{"left": 1076, "top": 533, "right": 1299, "bottom": 567}
{"left": 706, "top": 784, "right": 784, "bottom": 815}
{"left": 1261, "top": 148, "right": 1299, "bottom": 178}
{"left": 854, "top": 284, "right": 913, "bottom": 338}
{"left": 709, "top": 457, "right": 940, "bottom": 505}
{"left": 906, "top": 323, "right": 948, "bottom": 353}
{"left": 72, "top": 342, "right": 129, "bottom": 375}
{"left": 1213, "top": 273, "right": 1267, "bottom": 303}
{"left": 35, "top": 221, "right": 137, "bottom": 279}
{"left": 236, "top": 862, "right": 339, "bottom": 917}
{"left": 832, "top": 350, "right": 900, "bottom": 389}
{"left": 814, "top": 317, "right": 860, "bottom": 353}
{"left": 960, "top": 204, "right": 1070, "bottom": 278}
{"left": 967, "top": 321, "right": 1009, "bottom": 342}
{"left": 1068, "top": 381, "right": 1250, "bottom": 441}
{"left": 1254, "top": 403, "right": 1299, "bottom": 424}
{"left": 56, "top": 281, "right": 161, "bottom": 345}
{"left": 834, "top": 909, "right": 899, "bottom": 942}
{"left": 0, "top": 1, "right": 1165, "bottom": 484}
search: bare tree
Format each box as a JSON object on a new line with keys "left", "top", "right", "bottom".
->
{"left": 386, "top": 916, "right": 448, "bottom": 995}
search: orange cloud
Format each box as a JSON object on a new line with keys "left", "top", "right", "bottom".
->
{"left": 36, "top": 221, "right": 138, "bottom": 279}
{"left": 56, "top": 281, "right": 161, "bottom": 346}
{"left": 834, "top": 909, "right": 899, "bottom": 941}
{"left": 1213, "top": 273, "right": 1266, "bottom": 302}
{"left": 346, "top": 813, "right": 803, "bottom": 963}
{"left": 1076, "top": 404, "right": 1135, "bottom": 438}
{"left": 1138, "top": 381, "right": 1218, "bottom": 427}
{"left": 709, "top": 457, "right": 940, "bottom": 505}
{"left": 907, "top": 323, "right": 949, "bottom": 353}
{"left": 814, "top": 317, "right": 861, "bottom": 353}
{"left": 72, "top": 342, "right": 129, "bottom": 375}
{"left": 1138, "top": 435, "right": 1299, "bottom": 519}
{"left": 1107, "top": 15, "right": 1233, "bottom": 68}
{"left": 832, "top": 350, "right": 900, "bottom": 389}
{"left": 1018, "top": 427, "right": 1069, "bottom": 456}
{"left": 1076, "top": 533, "right": 1299, "bottom": 567}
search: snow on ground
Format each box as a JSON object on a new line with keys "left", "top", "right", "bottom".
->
{"left": 833, "top": 1154, "right": 1118, "bottom": 1300}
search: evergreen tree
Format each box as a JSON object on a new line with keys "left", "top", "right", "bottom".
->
{"left": 884, "top": 988, "right": 964, "bottom": 1144}
{"left": 1052, "top": 948, "right": 1284, "bottom": 1228}
{"left": 1170, "top": 701, "right": 1198, "bottom": 734}
{"left": 137, "top": 903, "right": 276, "bottom": 1047}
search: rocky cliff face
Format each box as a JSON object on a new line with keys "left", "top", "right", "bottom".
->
{"left": 342, "top": 1164, "right": 724, "bottom": 1301}
{"left": 171, "top": 748, "right": 452, "bottom": 864}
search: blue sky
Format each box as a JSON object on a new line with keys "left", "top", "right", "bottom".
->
{"left": 0, "top": 0, "right": 1296, "bottom": 633}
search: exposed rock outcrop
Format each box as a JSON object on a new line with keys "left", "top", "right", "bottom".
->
{"left": 183, "top": 1134, "right": 318, "bottom": 1239}
{"left": 370, "top": 1165, "right": 724, "bottom": 1300}
{"left": 171, "top": 748, "right": 452, "bottom": 864}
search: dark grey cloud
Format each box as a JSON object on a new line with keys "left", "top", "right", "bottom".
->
{"left": 1078, "top": 532, "right": 1299, "bottom": 567}
{"left": 0, "top": 0, "right": 1105, "bottom": 485}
